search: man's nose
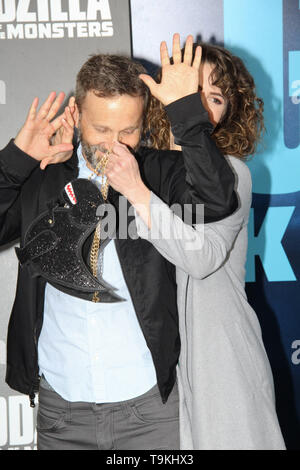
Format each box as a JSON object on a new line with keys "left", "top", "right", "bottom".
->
{"left": 99, "top": 137, "right": 115, "bottom": 152}
{"left": 104, "top": 132, "right": 120, "bottom": 149}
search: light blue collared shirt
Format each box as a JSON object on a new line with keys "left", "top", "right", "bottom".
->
{"left": 38, "top": 146, "right": 157, "bottom": 403}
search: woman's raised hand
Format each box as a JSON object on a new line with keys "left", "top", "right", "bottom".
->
{"left": 139, "top": 33, "right": 202, "bottom": 106}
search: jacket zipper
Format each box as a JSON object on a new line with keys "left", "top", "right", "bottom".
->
{"left": 30, "top": 285, "right": 45, "bottom": 408}
{"left": 29, "top": 325, "right": 41, "bottom": 408}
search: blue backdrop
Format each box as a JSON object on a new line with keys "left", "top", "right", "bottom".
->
{"left": 131, "top": 0, "right": 300, "bottom": 449}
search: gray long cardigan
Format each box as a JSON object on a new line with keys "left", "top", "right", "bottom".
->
{"left": 135, "top": 155, "right": 286, "bottom": 450}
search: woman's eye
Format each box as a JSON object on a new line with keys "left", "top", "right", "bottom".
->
{"left": 211, "top": 97, "right": 223, "bottom": 105}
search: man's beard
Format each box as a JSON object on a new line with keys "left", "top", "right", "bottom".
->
{"left": 77, "top": 123, "right": 108, "bottom": 170}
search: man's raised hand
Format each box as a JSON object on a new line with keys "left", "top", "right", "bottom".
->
{"left": 14, "top": 92, "right": 74, "bottom": 169}
{"left": 139, "top": 33, "right": 202, "bottom": 106}
{"left": 40, "top": 96, "right": 76, "bottom": 170}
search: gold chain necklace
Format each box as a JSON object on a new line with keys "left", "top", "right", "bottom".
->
{"left": 83, "top": 150, "right": 111, "bottom": 302}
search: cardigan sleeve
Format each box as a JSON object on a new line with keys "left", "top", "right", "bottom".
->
{"left": 134, "top": 157, "right": 252, "bottom": 279}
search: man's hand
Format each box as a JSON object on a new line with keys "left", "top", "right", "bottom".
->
{"left": 40, "top": 96, "right": 76, "bottom": 170}
{"left": 105, "top": 142, "right": 145, "bottom": 198}
{"left": 14, "top": 92, "right": 74, "bottom": 169}
{"left": 105, "top": 142, "right": 152, "bottom": 227}
{"left": 139, "top": 33, "right": 202, "bottom": 106}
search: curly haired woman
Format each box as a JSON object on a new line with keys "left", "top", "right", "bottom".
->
{"left": 132, "top": 36, "right": 286, "bottom": 450}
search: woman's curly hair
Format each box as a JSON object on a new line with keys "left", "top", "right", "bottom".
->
{"left": 144, "top": 43, "right": 264, "bottom": 159}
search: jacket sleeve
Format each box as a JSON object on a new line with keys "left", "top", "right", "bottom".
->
{"left": 134, "top": 158, "right": 252, "bottom": 279}
{"left": 164, "top": 93, "right": 238, "bottom": 223}
{"left": 0, "top": 139, "right": 38, "bottom": 246}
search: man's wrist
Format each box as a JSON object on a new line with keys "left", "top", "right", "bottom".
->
{"left": 13, "top": 137, "right": 41, "bottom": 161}
{"left": 0, "top": 139, "right": 39, "bottom": 179}
{"left": 163, "top": 90, "right": 198, "bottom": 107}
{"left": 125, "top": 181, "right": 151, "bottom": 207}
{"left": 165, "top": 93, "right": 207, "bottom": 120}
{"left": 125, "top": 181, "right": 152, "bottom": 229}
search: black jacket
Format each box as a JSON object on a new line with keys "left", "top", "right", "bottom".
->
{"left": 0, "top": 93, "right": 238, "bottom": 405}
